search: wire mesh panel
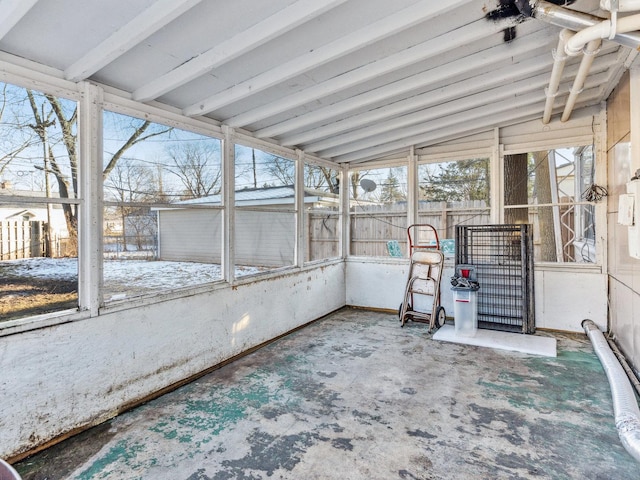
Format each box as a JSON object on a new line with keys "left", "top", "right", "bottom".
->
{"left": 455, "top": 224, "right": 535, "bottom": 334}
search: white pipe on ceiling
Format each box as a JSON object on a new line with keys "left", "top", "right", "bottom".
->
{"left": 530, "top": 0, "right": 640, "bottom": 48}
{"left": 542, "top": 29, "right": 572, "bottom": 124}
{"left": 565, "top": 14, "right": 640, "bottom": 56}
{"left": 601, "top": 0, "right": 640, "bottom": 12}
{"left": 561, "top": 38, "right": 602, "bottom": 122}
{"left": 529, "top": 0, "right": 640, "bottom": 124}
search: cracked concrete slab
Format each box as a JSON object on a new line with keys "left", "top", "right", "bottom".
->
{"left": 14, "top": 308, "right": 640, "bottom": 479}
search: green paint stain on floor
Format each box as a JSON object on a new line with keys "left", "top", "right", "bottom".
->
{"left": 149, "top": 371, "right": 283, "bottom": 449}
{"left": 478, "top": 349, "right": 613, "bottom": 413}
{"left": 77, "top": 440, "right": 146, "bottom": 480}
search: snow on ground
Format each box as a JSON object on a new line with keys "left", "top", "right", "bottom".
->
{"left": 1, "top": 257, "right": 262, "bottom": 293}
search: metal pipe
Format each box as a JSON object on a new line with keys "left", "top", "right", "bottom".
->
{"left": 0, "top": 459, "right": 21, "bottom": 480}
{"left": 526, "top": 0, "right": 640, "bottom": 49}
{"left": 601, "top": 0, "right": 640, "bottom": 12}
{"left": 542, "top": 29, "right": 572, "bottom": 124}
{"left": 565, "top": 13, "right": 640, "bottom": 55}
{"left": 561, "top": 38, "right": 601, "bottom": 122}
{"left": 582, "top": 319, "right": 640, "bottom": 463}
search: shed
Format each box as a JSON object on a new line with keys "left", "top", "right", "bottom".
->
{"left": 156, "top": 185, "right": 339, "bottom": 266}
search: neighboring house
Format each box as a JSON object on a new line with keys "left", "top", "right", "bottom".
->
{"left": 156, "top": 185, "right": 338, "bottom": 267}
{"left": 0, "top": 207, "right": 68, "bottom": 233}
{"left": 0, "top": 187, "right": 70, "bottom": 259}
{"left": 0, "top": 186, "right": 69, "bottom": 236}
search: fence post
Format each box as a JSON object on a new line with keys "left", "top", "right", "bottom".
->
{"left": 0, "top": 222, "right": 5, "bottom": 260}
{"left": 440, "top": 201, "right": 448, "bottom": 239}
{"left": 30, "top": 221, "right": 43, "bottom": 257}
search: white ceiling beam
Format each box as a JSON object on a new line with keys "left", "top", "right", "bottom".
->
{"left": 294, "top": 47, "right": 619, "bottom": 148}
{"left": 308, "top": 71, "right": 556, "bottom": 154}
{"left": 304, "top": 62, "right": 614, "bottom": 153}
{"left": 352, "top": 102, "right": 602, "bottom": 164}
{"left": 133, "top": 0, "right": 348, "bottom": 102}
{"left": 330, "top": 87, "right": 602, "bottom": 163}
{"left": 64, "top": 0, "right": 203, "bottom": 82}
{"left": 0, "top": 0, "right": 39, "bottom": 40}
{"left": 321, "top": 91, "right": 547, "bottom": 158}
{"left": 336, "top": 109, "right": 544, "bottom": 164}
{"left": 225, "top": 16, "right": 510, "bottom": 129}
{"left": 283, "top": 53, "right": 553, "bottom": 147}
{"left": 182, "top": 0, "right": 475, "bottom": 117}
{"left": 257, "top": 27, "right": 553, "bottom": 141}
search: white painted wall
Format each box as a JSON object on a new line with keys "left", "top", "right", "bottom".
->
{"left": 0, "top": 263, "right": 345, "bottom": 460}
{"left": 158, "top": 208, "right": 222, "bottom": 263}
{"left": 534, "top": 267, "right": 608, "bottom": 332}
{"left": 345, "top": 257, "right": 456, "bottom": 316}
{"left": 0, "top": 254, "right": 610, "bottom": 460}
{"left": 346, "top": 259, "right": 606, "bottom": 333}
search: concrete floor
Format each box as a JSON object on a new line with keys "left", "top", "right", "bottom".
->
{"left": 14, "top": 308, "right": 640, "bottom": 479}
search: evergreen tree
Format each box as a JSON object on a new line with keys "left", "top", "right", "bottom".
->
{"left": 378, "top": 168, "right": 405, "bottom": 203}
{"left": 420, "top": 158, "right": 489, "bottom": 202}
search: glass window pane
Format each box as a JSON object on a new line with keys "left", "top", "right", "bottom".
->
{"left": 418, "top": 158, "right": 490, "bottom": 241}
{"left": 503, "top": 146, "right": 596, "bottom": 262}
{"left": 349, "top": 166, "right": 407, "bottom": 257}
{"left": 0, "top": 82, "right": 79, "bottom": 321}
{"left": 103, "top": 111, "right": 223, "bottom": 302}
{"left": 304, "top": 163, "right": 340, "bottom": 262}
{"left": 234, "top": 145, "right": 296, "bottom": 275}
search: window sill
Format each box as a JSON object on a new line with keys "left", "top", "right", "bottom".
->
{"left": 0, "top": 259, "right": 346, "bottom": 336}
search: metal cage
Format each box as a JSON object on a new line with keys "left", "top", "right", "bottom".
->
{"left": 455, "top": 224, "right": 535, "bottom": 334}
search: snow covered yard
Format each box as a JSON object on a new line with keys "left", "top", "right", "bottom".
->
{"left": 0, "top": 257, "right": 262, "bottom": 321}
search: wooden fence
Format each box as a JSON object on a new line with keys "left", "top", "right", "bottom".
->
{"left": 0, "top": 221, "right": 45, "bottom": 260}
{"left": 307, "top": 210, "right": 340, "bottom": 261}
{"left": 307, "top": 201, "right": 491, "bottom": 259}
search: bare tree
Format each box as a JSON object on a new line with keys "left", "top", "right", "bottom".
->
{"left": 305, "top": 164, "right": 338, "bottom": 191}
{"left": 532, "top": 151, "right": 557, "bottom": 261}
{"left": 0, "top": 84, "right": 32, "bottom": 179}
{"left": 504, "top": 153, "right": 529, "bottom": 224}
{"left": 166, "top": 142, "right": 221, "bottom": 199}
{"left": 102, "top": 118, "right": 171, "bottom": 180}
{"left": 263, "top": 153, "right": 295, "bottom": 187}
{"left": 104, "top": 160, "right": 157, "bottom": 251}
{"left": 17, "top": 89, "right": 173, "bottom": 255}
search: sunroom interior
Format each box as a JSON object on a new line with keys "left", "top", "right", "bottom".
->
{"left": 1, "top": 0, "right": 640, "bottom": 475}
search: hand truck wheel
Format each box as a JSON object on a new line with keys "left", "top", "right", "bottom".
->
{"left": 435, "top": 306, "right": 446, "bottom": 329}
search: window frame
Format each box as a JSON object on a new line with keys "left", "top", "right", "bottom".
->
{"left": 0, "top": 76, "right": 83, "bottom": 323}
{"left": 303, "top": 161, "right": 342, "bottom": 264}
{"left": 347, "top": 161, "right": 409, "bottom": 258}
{"left": 416, "top": 154, "right": 492, "bottom": 241}
{"left": 501, "top": 142, "right": 604, "bottom": 267}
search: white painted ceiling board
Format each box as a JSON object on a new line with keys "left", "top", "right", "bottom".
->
{"left": 0, "top": 0, "right": 633, "bottom": 165}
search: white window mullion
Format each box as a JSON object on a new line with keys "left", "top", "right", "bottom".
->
{"left": 595, "top": 108, "right": 608, "bottom": 269}
{"left": 222, "top": 126, "right": 236, "bottom": 284}
{"left": 631, "top": 67, "right": 640, "bottom": 176}
{"left": 407, "top": 146, "right": 418, "bottom": 232}
{"left": 493, "top": 127, "right": 503, "bottom": 224}
{"left": 295, "top": 150, "right": 305, "bottom": 267}
{"left": 340, "top": 164, "right": 349, "bottom": 258}
{"left": 77, "top": 82, "right": 104, "bottom": 315}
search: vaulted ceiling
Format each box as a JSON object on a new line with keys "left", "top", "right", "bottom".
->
{"left": 0, "top": 0, "right": 637, "bottom": 164}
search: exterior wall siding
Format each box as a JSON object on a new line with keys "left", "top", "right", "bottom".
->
{"left": 157, "top": 209, "right": 295, "bottom": 268}
{"left": 158, "top": 209, "right": 222, "bottom": 263}
{"left": 606, "top": 71, "right": 640, "bottom": 375}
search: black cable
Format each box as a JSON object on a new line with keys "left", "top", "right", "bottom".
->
{"left": 582, "top": 184, "right": 608, "bottom": 202}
